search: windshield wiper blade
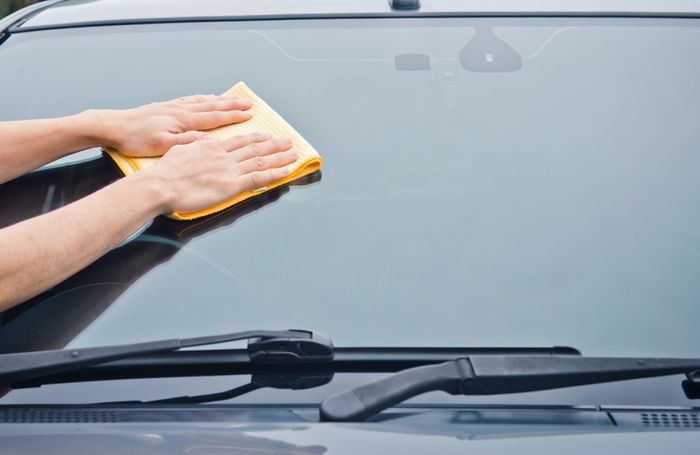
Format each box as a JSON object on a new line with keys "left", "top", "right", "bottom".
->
{"left": 14, "top": 345, "right": 581, "bottom": 387}
{"left": 0, "top": 329, "right": 333, "bottom": 386}
{"left": 320, "top": 356, "right": 700, "bottom": 422}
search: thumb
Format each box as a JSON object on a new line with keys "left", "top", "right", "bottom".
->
{"left": 172, "top": 131, "right": 213, "bottom": 145}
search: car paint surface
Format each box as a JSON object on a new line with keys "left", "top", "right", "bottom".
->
{"left": 1, "top": 414, "right": 700, "bottom": 454}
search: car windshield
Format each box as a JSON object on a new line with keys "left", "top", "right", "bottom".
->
{"left": 1, "top": 17, "right": 699, "bottom": 359}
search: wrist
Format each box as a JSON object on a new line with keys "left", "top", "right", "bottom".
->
{"left": 74, "top": 109, "right": 122, "bottom": 149}
{"left": 121, "top": 170, "right": 174, "bottom": 217}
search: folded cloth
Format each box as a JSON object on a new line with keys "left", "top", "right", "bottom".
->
{"left": 104, "top": 81, "right": 322, "bottom": 220}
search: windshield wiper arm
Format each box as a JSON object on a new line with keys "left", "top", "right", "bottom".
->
{"left": 0, "top": 329, "right": 333, "bottom": 386}
{"left": 320, "top": 356, "right": 700, "bottom": 422}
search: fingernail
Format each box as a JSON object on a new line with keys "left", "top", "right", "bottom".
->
{"left": 280, "top": 137, "right": 292, "bottom": 146}
{"left": 258, "top": 131, "right": 273, "bottom": 139}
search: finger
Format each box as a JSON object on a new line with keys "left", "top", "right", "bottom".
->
{"left": 237, "top": 149, "right": 298, "bottom": 175}
{"left": 185, "top": 97, "right": 252, "bottom": 113}
{"left": 237, "top": 167, "right": 291, "bottom": 191}
{"left": 173, "top": 94, "right": 217, "bottom": 104}
{"left": 220, "top": 132, "right": 273, "bottom": 152}
{"left": 230, "top": 137, "right": 293, "bottom": 162}
{"left": 172, "top": 130, "right": 213, "bottom": 146}
{"left": 186, "top": 110, "right": 252, "bottom": 130}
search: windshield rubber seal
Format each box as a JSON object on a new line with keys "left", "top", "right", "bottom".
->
{"left": 0, "top": 0, "right": 66, "bottom": 34}
{"left": 9, "top": 11, "right": 700, "bottom": 34}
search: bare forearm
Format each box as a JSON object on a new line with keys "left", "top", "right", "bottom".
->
{"left": 0, "top": 173, "right": 169, "bottom": 311}
{"left": 0, "top": 93, "right": 293, "bottom": 312}
{"left": 0, "top": 91, "right": 255, "bottom": 184}
{"left": 0, "top": 111, "right": 105, "bottom": 183}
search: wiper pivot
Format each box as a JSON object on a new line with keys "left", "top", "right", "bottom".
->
{"left": 248, "top": 330, "right": 333, "bottom": 362}
{"left": 682, "top": 369, "right": 700, "bottom": 399}
{"left": 320, "top": 356, "right": 700, "bottom": 422}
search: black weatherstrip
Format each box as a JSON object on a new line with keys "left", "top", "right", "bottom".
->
{"left": 0, "top": 0, "right": 66, "bottom": 34}
{"left": 9, "top": 11, "right": 700, "bottom": 34}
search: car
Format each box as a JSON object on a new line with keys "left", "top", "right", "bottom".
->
{"left": 1, "top": 0, "right": 699, "bottom": 452}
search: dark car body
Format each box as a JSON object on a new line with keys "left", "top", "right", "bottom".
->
{"left": 1, "top": 0, "right": 700, "bottom": 452}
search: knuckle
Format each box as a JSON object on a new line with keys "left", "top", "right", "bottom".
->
{"left": 250, "top": 172, "right": 263, "bottom": 187}
{"left": 254, "top": 156, "right": 266, "bottom": 169}
{"left": 196, "top": 101, "right": 212, "bottom": 112}
{"left": 247, "top": 143, "right": 262, "bottom": 155}
{"left": 153, "top": 135, "right": 171, "bottom": 150}
{"left": 224, "top": 137, "right": 241, "bottom": 151}
{"left": 278, "top": 152, "right": 290, "bottom": 165}
{"left": 201, "top": 140, "right": 221, "bottom": 152}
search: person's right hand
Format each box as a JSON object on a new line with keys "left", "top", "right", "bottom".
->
{"left": 137, "top": 132, "right": 297, "bottom": 214}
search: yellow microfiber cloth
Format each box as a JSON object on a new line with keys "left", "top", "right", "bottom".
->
{"left": 104, "top": 82, "right": 322, "bottom": 220}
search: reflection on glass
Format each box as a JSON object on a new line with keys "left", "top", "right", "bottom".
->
{"left": 0, "top": 155, "right": 321, "bottom": 353}
{"left": 2, "top": 19, "right": 700, "bottom": 356}
{"left": 0, "top": 424, "right": 327, "bottom": 454}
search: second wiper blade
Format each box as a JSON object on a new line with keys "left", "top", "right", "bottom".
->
{"left": 0, "top": 329, "right": 333, "bottom": 386}
{"left": 320, "top": 356, "right": 700, "bottom": 422}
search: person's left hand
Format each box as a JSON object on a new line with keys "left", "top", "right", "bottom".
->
{"left": 90, "top": 94, "right": 253, "bottom": 157}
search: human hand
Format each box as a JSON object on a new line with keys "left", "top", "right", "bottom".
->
{"left": 92, "top": 94, "right": 253, "bottom": 157}
{"left": 137, "top": 132, "right": 297, "bottom": 214}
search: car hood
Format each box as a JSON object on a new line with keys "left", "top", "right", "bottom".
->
{"left": 0, "top": 407, "right": 699, "bottom": 453}
{"left": 1, "top": 421, "right": 699, "bottom": 454}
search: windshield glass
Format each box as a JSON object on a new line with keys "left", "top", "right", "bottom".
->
{"left": 1, "top": 18, "right": 699, "bottom": 358}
